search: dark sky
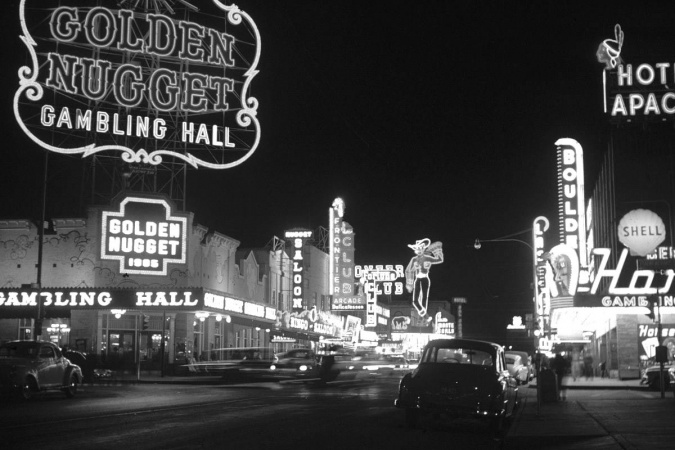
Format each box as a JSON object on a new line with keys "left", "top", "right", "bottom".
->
{"left": 2, "top": 0, "right": 675, "bottom": 344}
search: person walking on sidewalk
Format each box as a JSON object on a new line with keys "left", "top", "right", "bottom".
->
{"left": 584, "top": 355, "right": 594, "bottom": 380}
{"left": 551, "top": 353, "right": 570, "bottom": 400}
{"left": 599, "top": 361, "right": 608, "bottom": 378}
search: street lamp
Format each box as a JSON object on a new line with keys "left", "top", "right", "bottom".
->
{"left": 474, "top": 236, "right": 533, "bottom": 252}
{"left": 474, "top": 226, "right": 543, "bottom": 413}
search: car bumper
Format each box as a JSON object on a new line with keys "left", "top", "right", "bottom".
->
{"left": 395, "top": 394, "right": 502, "bottom": 419}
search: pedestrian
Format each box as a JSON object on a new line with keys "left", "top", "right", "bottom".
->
{"left": 599, "top": 361, "right": 608, "bottom": 378}
{"left": 583, "top": 355, "right": 594, "bottom": 380}
{"left": 551, "top": 353, "right": 569, "bottom": 400}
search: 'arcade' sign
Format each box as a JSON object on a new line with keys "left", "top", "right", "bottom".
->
{"left": 14, "top": 0, "right": 261, "bottom": 169}
{"left": 101, "top": 195, "right": 187, "bottom": 276}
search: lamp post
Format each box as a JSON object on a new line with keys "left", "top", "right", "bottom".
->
{"left": 474, "top": 226, "right": 543, "bottom": 413}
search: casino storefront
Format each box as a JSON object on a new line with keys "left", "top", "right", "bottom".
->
{"left": 0, "top": 287, "right": 279, "bottom": 374}
{"left": 0, "top": 195, "right": 346, "bottom": 373}
{"left": 0, "top": 196, "right": 276, "bottom": 374}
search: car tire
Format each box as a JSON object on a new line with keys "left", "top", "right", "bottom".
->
{"left": 404, "top": 408, "right": 419, "bottom": 429}
{"left": 64, "top": 374, "right": 78, "bottom": 398}
{"left": 20, "top": 377, "right": 37, "bottom": 401}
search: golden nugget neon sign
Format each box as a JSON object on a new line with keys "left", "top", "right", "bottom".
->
{"left": 15, "top": 0, "right": 261, "bottom": 168}
{"left": 101, "top": 196, "right": 187, "bottom": 275}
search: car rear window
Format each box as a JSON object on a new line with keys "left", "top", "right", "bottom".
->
{"left": 0, "top": 343, "right": 39, "bottom": 358}
{"left": 422, "top": 346, "right": 494, "bottom": 366}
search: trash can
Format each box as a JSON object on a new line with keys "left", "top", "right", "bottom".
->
{"left": 539, "top": 368, "right": 558, "bottom": 402}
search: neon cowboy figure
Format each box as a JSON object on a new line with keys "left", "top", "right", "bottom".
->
{"left": 405, "top": 238, "right": 444, "bottom": 317}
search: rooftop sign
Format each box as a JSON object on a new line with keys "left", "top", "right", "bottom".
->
{"left": 598, "top": 24, "right": 675, "bottom": 122}
{"left": 14, "top": 0, "right": 261, "bottom": 169}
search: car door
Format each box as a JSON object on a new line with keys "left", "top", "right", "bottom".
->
{"left": 37, "top": 345, "right": 59, "bottom": 387}
{"left": 497, "top": 349, "right": 517, "bottom": 414}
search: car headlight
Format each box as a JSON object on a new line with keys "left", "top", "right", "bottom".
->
{"left": 299, "top": 365, "right": 308, "bottom": 371}
{"left": 270, "top": 365, "right": 277, "bottom": 371}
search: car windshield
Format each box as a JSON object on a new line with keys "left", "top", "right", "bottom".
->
{"left": 0, "top": 342, "right": 39, "bottom": 358}
{"left": 505, "top": 356, "right": 516, "bottom": 365}
{"left": 422, "top": 346, "right": 494, "bottom": 366}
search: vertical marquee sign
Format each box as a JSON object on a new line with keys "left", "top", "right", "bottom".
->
{"left": 285, "top": 229, "right": 312, "bottom": 313}
{"left": 101, "top": 195, "right": 188, "bottom": 276}
{"left": 550, "top": 138, "right": 591, "bottom": 307}
{"left": 329, "top": 198, "right": 358, "bottom": 311}
{"left": 14, "top": 0, "right": 261, "bottom": 169}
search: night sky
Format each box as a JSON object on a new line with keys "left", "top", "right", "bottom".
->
{"left": 2, "top": 0, "right": 675, "bottom": 344}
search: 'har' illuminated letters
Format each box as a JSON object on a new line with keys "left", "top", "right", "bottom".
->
{"left": 101, "top": 196, "right": 187, "bottom": 276}
{"left": 15, "top": 1, "right": 261, "bottom": 169}
{"left": 285, "top": 230, "right": 312, "bottom": 312}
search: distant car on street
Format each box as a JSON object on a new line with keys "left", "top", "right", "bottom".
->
{"left": 0, "top": 340, "right": 83, "bottom": 400}
{"left": 395, "top": 338, "right": 518, "bottom": 435}
{"left": 505, "top": 352, "right": 530, "bottom": 385}
{"left": 359, "top": 355, "right": 410, "bottom": 376}
{"left": 270, "top": 348, "right": 319, "bottom": 379}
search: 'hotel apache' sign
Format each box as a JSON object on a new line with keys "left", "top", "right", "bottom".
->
{"left": 598, "top": 24, "right": 675, "bottom": 123}
{"left": 101, "top": 196, "right": 188, "bottom": 276}
{"left": 14, "top": 0, "right": 261, "bottom": 169}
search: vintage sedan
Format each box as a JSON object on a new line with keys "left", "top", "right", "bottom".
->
{"left": 505, "top": 351, "right": 530, "bottom": 385}
{"left": 0, "top": 340, "right": 83, "bottom": 400}
{"left": 395, "top": 339, "right": 518, "bottom": 434}
{"left": 270, "top": 348, "right": 319, "bottom": 379}
{"left": 640, "top": 362, "right": 675, "bottom": 391}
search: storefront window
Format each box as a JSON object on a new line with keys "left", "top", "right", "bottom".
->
{"left": 214, "top": 320, "right": 222, "bottom": 358}
{"left": 193, "top": 318, "right": 204, "bottom": 361}
{"left": 18, "top": 318, "right": 32, "bottom": 340}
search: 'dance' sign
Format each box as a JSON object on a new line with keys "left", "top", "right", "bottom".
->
{"left": 14, "top": 0, "right": 261, "bottom": 169}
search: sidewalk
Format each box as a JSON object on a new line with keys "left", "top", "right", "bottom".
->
{"left": 542, "top": 375, "right": 647, "bottom": 390}
{"left": 506, "top": 377, "right": 670, "bottom": 449}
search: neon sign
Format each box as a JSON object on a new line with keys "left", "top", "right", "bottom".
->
{"left": 357, "top": 265, "right": 404, "bottom": 327}
{"left": 405, "top": 239, "right": 444, "bottom": 317}
{"left": 0, "top": 288, "right": 202, "bottom": 312}
{"left": 15, "top": 0, "right": 261, "bottom": 168}
{"left": 285, "top": 229, "right": 312, "bottom": 312}
{"left": 329, "top": 198, "right": 357, "bottom": 310}
{"left": 555, "top": 138, "right": 590, "bottom": 295}
{"left": 101, "top": 196, "right": 187, "bottom": 275}
{"left": 617, "top": 209, "right": 666, "bottom": 257}
{"left": 598, "top": 24, "right": 675, "bottom": 121}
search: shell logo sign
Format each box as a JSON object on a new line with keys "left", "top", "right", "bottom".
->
{"left": 618, "top": 209, "right": 666, "bottom": 257}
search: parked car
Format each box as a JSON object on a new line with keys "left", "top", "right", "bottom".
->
{"left": 0, "top": 340, "right": 83, "bottom": 400}
{"left": 505, "top": 352, "right": 530, "bottom": 385}
{"left": 270, "top": 348, "right": 319, "bottom": 379}
{"left": 395, "top": 338, "right": 519, "bottom": 435}
{"left": 641, "top": 362, "right": 675, "bottom": 390}
{"left": 506, "top": 350, "right": 533, "bottom": 380}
